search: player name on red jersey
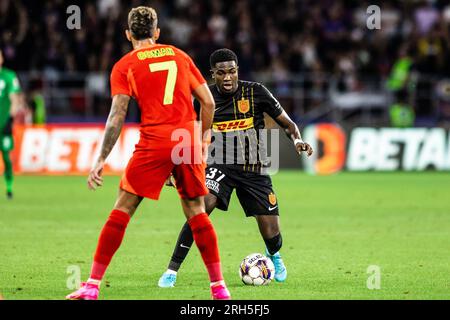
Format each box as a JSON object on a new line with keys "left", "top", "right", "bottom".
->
{"left": 136, "top": 47, "right": 175, "bottom": 60}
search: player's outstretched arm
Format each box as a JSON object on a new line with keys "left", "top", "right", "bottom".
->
{"left": 87, "top": 94, "right": 130, "bottom": 190}
{"left": 274, "top": 110, "right": 313, "bottom": 157}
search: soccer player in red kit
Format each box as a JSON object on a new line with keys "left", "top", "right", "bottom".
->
{"left": 66, "top": 6, "right": 230, "bottom": 300}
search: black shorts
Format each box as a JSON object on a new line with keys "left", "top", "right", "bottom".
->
{"left": 0, "top": 117, "right": 14, "bottom": 152}
{"left": 205, "top": 165, "right": 279, "bottom": 217}
{"left": 2, "top": 117, "right": 13, "bottom": 136}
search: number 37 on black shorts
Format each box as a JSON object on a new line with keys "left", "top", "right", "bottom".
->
{"left": 205, "top": 165, "right": 279, "bottom": 217}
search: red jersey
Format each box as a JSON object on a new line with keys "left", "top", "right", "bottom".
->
{"left": 110, "top": 44, "right": 206, "bottom": 144}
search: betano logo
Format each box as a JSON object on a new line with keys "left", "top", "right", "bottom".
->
{"left": 4, "top": 124, "right": 450, "bottom": 175}
{"left": 303, "top": 124, "right": 450, "bottom": 174}
{"left": 2, "top": 125, "right": 139, "bottom": 174}
{"left": 212, "top": 117, "right": 254, "bottom": 132}
{"left": 302, "top": 123, "right": 347, "bottom": 175}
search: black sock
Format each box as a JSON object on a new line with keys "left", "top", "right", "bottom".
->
{"left": 264, "top": 233, "right": 282, "bottom": 255}
{"left": 168, "top": 222, "right": 194, "bottom": 272}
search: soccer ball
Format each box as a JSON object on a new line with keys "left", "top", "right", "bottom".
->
{"left": 239, "top": 253, "right": 275, "bottom": 286}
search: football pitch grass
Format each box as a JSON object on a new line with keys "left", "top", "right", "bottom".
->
{"left": 0, "top": 171, "right": 449, "bottom": 300}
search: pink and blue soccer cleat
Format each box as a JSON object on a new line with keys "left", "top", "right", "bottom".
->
{"left": 66, "top": 282, "right": 99, "bottom": 300}
{"left": 211, "top": 282, "right": 231, "bottom": 300}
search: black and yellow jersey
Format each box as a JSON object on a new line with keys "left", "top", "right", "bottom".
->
{"left": 195, "top": 80, "right": 283, "bottom": 172}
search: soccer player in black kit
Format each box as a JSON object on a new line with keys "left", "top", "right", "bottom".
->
{"left": 158, "top": 48, "right": 313, "bottom": 287}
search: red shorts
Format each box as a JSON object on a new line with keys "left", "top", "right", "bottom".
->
{"left": 120, "top": 145, "right": 208, "bottom": 200}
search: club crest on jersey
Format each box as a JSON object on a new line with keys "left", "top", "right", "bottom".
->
{"left": 268, "top": 193, "right": 277, "bottom": 205}
{"left": 238, "top": 99, "right": 250, "bottom": 113}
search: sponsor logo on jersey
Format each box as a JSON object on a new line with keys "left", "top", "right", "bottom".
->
{"left": 238, "top": 99, "right": 250, "bottom": 113}
{"left": 212, "top": 117, "right": 254, "bottom": 132}
{"left": 205, "top": 179, "right": 220, "bottom": 193}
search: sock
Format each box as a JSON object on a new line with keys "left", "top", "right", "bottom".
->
{"left": 168, "top": 222, "right": 194, "bottom": 272}
{"left": 2, "top": 151, "right": 13, "bottom": 193}
{"left": 210, "top": 280, "right": 225, "bottom": 287}
{"left": 165, "top": 269, "right": 177, "bottom": 275}
{"left": 5, "top": 176, "right": 13, "bottom": 194}
{"left": 89, "top": 209, "right": 131, "bottom": 281}
{"left": 87, "top": 278, "right": 101, "bottom": 286}
{"left": 264, "top": 233, "right": 283, "bottom": 256}
{"left": 188, "top": 213, "right": 223, "bottom": 283}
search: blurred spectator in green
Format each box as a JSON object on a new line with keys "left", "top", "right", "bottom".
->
{"left": 387, "top": 44, "right": 416, "bottom": 127}
{"left": 389, "top": 103, "right": 415, "bottom": 128}
{"left": 27, "top": 78, "right": 46, "bottom": 125}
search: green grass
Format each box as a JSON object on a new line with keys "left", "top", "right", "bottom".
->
{"left": 0, "top": 172, "right": 449, "bottom": 300}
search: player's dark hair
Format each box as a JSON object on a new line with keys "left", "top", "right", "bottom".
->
{"left": 210, "top": 48, "right": 238, "bottom": 68}
{"left": 128, "top": 6, "right": 158, "bottom": 40}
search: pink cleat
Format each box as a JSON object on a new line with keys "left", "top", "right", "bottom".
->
{"left": 211, "top": 282, "right": 231, "bottom": 300}
{"left": 66, "top": 282, "right": 99, "bottom": 300}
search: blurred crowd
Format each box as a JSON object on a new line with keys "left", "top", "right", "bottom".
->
{"left": 1, "top": 0, "right": 450, "bottom": 124}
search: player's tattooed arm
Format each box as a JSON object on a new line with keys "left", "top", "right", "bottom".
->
{"left": 87, "top": 94, "right": 130, "bottom": 190}
{"left": 99, "top": 94, "right": 130, "bottom": 161}
{"left": 274, "top": 110, "right": 313, "bottom": 157}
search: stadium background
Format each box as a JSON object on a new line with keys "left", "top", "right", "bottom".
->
{"left": 2, "top": 0, "right": 450, "bottom": 173}
{"left": 1, "top": 0, "right": 449, "bottom": 300}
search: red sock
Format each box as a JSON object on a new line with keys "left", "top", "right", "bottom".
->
{"left": 188, "top": 213, "right": 223, "bottom": 283}
{"left": 89, "top": 209, "right": 131, "bottom": 281}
